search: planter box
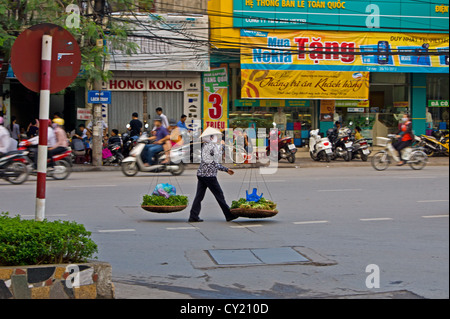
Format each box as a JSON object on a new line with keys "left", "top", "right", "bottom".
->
{"left": 0, "top": 261, "right": 114, "bottom": 299}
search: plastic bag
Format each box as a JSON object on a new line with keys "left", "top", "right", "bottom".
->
{"left": 152, "top": 183, "right": 177, "bottom": 199}
{"left": 102, "top": 148, "right": 113, "bottom": 159}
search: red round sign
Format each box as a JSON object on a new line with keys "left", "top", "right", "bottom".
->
{"left": 11, "top": 23, "right": 81, "bottom": 94}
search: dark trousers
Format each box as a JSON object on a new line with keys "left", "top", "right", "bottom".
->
{"left": 190, "top": 176, "right": 234, "bottom": 221}
{"left": 393, "top": 140, "right": 412, "bottom": 161}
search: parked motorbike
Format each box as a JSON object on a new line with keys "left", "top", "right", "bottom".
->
{"left": 327, "top": 126, "right": 353, "bottom": 161}
{"left": 19, "top": 138, "right": 72, "bottom": 180}
{"left": 0, "top": 151, "right": 30, "bottom": 184}
{"left": 103, "top": 144, "right": 124, "bottom": 166}
{"left": 351, "top": 137, "right": 371, "bottom": 161}
{"left": 371, "top": 135, "right": 428, "bottom": 171}
{"left": 309, "top": 129, "right": 333, "bottom": 162}
{"left": 121, "top": 131, "right": 138, "bottom": 159}
{"left": 121, "top": 133, "right": 186, "bottom": 176}
{"left": 266, "top": 127, "right": 297, "bottom": 163}
{"left": 416, "top": 130, "right": 449, "bottom": 157}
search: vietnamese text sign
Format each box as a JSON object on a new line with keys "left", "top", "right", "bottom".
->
{"left": 235, "top": 99, "right": 310, "bottom": 107}
{"left": 428, "top": 100, "right": 449, "bottom": 107}
{"left": 240, "top": 30, "right": 449, "bottom": 73}
{"left": 335, "top": 100, "right": 370, "bottom": 107}
{"left": 203, "top": 66, "right": 229, "bottom": 129}
{"left": 241, "top": 69, "right": 370, "bottom": 100}
{"left": 77, "top": 108, "right": 92, "bottom": 120}
{"left": 233, "top": 0, "right": 449, "bottom": 33}
{"left": 88, "top": 90, "right": 111, "bottom": 104}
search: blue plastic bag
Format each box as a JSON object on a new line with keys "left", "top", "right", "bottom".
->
{"left": 152, "top": 183, "right": 177, "bottom": 199}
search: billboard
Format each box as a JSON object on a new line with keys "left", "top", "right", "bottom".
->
{"left": 233, "top": 0, "right": 449, "bottom": 33}
{"left": 241, "top": 69, "right": 370, "bottom": 100}
{"left": 240, "top": 30, "right": 449, "bottom": 73}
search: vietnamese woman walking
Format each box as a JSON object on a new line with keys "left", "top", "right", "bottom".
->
{"left": 189, "top": 127, "right": 238, "bottom": 223}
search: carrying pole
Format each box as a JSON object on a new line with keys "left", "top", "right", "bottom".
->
{"left": 35, "top": 35, "right": 52, "bottom": 222}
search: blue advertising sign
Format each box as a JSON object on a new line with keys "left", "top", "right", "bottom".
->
{"left": 233, "top": 0, "right": 449, "bottom": 33}
{"left": 88, "top": 90, "right": 112, "bottom": 104}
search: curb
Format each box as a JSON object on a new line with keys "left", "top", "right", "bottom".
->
{"left": 72, "top": 157, "right": 449, "bottom": 172}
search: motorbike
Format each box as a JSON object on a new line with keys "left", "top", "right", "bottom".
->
{"left": 121, "top": 132, "right": 137, "bottom": 159}
{"left": 416, "top": 130, "right": 449, "bottom": 157}
{"left": 351, "top": 136, "right": 371, "bottom": 161}
{"left": 0, "top": 151, "right": 30, "bottom": 184}
{"left": 276, "top": 135, "right": 297, "bottom": 163}
{"left": 19, "top": 138, "right": 72, "bottom": 180}
{"left": 103, "top": 144, "right": 124, "bottom": 166}
{"left": 327, "top": 126, "right": 353, "bottom": 161}
{"left": 371, "top": 134, "right": 428, "bottom": 171}
{"left": 121, "top": 133, "right": 186, "bottom": 177}
{"left": 309, "top": 129, "right": 333, "bottom": 162}
{"left": 266, "top": 127, "right": 297, "bottom": 163}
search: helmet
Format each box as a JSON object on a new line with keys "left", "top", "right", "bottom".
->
{"left": 53, "top": 118, "right": 65, "bottom": 126}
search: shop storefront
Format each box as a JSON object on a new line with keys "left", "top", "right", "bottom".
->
{"left": 207, "top": 0, "right": 449, "bottom": 144}
{"left": 427, "top": 74, "right": 449, "bottom": 131}
{"left": 105, "top": 13, "right": 209, "bottom": 132}
{"left": 105, "top": 75, "right": 202, "bottom": 131}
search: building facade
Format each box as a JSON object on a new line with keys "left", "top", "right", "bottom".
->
{"left": 207, "top": 0, "right": 449, "bottom": 146}
{"left": 104, "top": 12, "right": 209, "bottom": 131}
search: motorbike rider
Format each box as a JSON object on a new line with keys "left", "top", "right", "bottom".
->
{"left": 48, "top": 118, "right": 69, "bottom": 167}
{"left": 143, "top": 118, "right": 169, "bottom": 166}
{"left": 327, "top": 121, "right": 341, "bottom": 144}
{"left": 354, "top": 126, "right": 363, "bottom": 140}
{"left": 161, "top": 119, "right": 184, "bottom": 164}
{"left": 394, "top": 113, "right": 414, "bottom": 166}
{"left": 128, "top": 112, "right": 142, "bottom": 138}
{"left": 0, "top": 116, "right": 11, "bottom": 156}
{"left": 31, "top": 121, "right": 57, "bottom": 169}
{"left": 108, "top": 129, "right": 122, "bottom": 147}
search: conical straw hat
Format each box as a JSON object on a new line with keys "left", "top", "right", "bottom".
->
{"left": 200, "top": 126, "right": 222, "bottom": 138}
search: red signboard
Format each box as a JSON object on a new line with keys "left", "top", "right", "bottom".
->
{"left": 11, "top": 23, "right": 81, "bottom": 94}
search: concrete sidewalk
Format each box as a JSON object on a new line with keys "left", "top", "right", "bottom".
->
{"left": 72, "top": 147, "right": 449, "bottom": 172}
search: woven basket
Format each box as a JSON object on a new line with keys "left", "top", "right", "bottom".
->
{"left": 230, "top": 208, "right": 278, "bottom": 219}
{"left": 141, "top": 205, "right": 188, "bottom": 213}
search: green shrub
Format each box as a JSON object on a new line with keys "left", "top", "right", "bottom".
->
{"left": 0, "top": 213, "right": 98, "bottom": 266}
{"left": 142, "top": 195, "right": 188, "bottom": 206}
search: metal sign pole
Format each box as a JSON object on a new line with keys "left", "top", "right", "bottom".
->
{"left": 35, "top": 35, "right": 52, "bottom": 222}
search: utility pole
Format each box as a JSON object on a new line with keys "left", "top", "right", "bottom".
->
{"left": 91, "top": 0, "right": 106, "bottom": 166}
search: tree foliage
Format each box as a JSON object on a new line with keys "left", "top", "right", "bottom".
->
{"left": 0, "top": 0, "right": 154, "bottom": 86}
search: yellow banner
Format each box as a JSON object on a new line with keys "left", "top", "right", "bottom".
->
{"left": 241, "top": 30, "right": 449, "bottom": 73}
{"left": 241, "top": 70, "right": 370, "bottom": 100}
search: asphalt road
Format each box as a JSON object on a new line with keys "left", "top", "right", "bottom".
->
{"left": 0, "top": 165, "right": 448, "bottom": 299}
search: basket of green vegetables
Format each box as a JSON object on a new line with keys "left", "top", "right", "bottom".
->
{"left": 230, "top": 198, "right": 278, "bottom": 218}
{"left": 141, "top": 194, "right": 188, "bottom": 213}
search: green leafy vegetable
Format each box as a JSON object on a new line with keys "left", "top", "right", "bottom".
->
{"left": 142, "top": 195, "right": 188, "bottom": 207}
{"left": 231, "top": 198, "right": 277, "bottom": 211}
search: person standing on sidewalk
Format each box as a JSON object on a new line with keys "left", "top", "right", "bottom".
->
{"left": 8, "top": 116, "right": 20, "bottom": 146}
{"left": 189, "top": 127, "right": 238, "bottom": 223}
